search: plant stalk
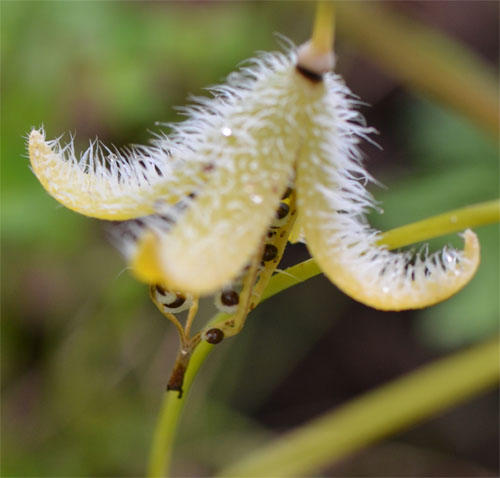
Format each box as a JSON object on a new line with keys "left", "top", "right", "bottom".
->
{"left": 219, "top": 337, "right": 499, "bottom": 477}
{"left": 147, "top": 198, "right": 500, "bottom": 477}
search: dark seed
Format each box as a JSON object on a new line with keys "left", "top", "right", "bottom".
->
{"left": 262, "top": 244, "right": 278, "bottom": 262}
{"left": 155, "top": 284, "right": 166, "bottom": 296}
{"left": 281, "top": 187, "right": 292, "bottom": 200}
{"left": 276, "top": 202, "right": 290, "bottom": 220}
{"left": 165, "top": 293, "right": 186, "bottom": 309}
{"left": 220, "top": 290, "right": 239, "bottom": 307}
{"left": 154, "top": 165, "right": 163, "bottom": 176}
{"left": 205, "top": 328, "right": 224, "bottom": 344}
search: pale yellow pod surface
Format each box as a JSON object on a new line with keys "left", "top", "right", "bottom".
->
{"left": 29, "top": 130, "right": 202, "bottom": 220}
{"left": 296, "top": 142, "right": 481, "bottom": 311}
{"left": 130, "top": 232, "right": 165, "bottom": 284}
{"left": 155, "top": 66, "right": 315, "bottom": 294}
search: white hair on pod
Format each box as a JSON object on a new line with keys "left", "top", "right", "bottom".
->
{"left": 295, "top": 71, "right": 480, "bottom": 310}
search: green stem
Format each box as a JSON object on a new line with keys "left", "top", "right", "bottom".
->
{"left": 379, "top": 199, "right": 500, "bottom": 250}
{"left": 311, "top": 1, "right": 335, "bottom": 53}
{"left": 263, "top": 199, "right": 500, "bottom": 301}
{"left": 147, "top": 340, "right": 215, "bottom": 477}
{"left": 147, "top": 198, "right": 499, "bottom": 476}
{"left": 219, "top": 337, "right": 500, "bottom": 477}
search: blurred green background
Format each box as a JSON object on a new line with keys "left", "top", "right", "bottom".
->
{"left": 1, "top": 1, "right": 498, "bottom": 476}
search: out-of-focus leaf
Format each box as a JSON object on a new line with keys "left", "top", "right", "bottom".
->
{"left": 417, "top": 225, "right": 499, "bottom": 348}
{"left": 336, "top": 2, "right": 499, "bottom": 137}
{"left": 369, "top": 97, "right": 499, "bottom": 349}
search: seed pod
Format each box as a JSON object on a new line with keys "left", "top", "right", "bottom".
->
{"left": 28, "top": 129, "right": 206, "bottom": 220}
{"left": 294, "top": 72, "right": 480, "bottom": 310}
{"left": 154, "top": 51, "right": 321, "bottom": 294}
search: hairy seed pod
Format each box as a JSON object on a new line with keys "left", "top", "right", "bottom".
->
{"left": 27, "top": 41, "right": 481, "bottom": 309}
{"left": 294, "top": 71, "right": 480, "bottom": 310}
{"left": 28, "top": 129, "right": 208, "bottom": 220}
{"left": 152, "top": 51, "right": 324, "bottom": 294}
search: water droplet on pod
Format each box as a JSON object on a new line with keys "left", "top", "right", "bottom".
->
{"left": 250, "top": 194, "right": 263, "bottom": 204}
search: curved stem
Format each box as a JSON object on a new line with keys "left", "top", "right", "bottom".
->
{"left": 379, "top": 199, "right": 500, "bottom": 250}
{"left": 219, "top": 337, "right": 500, "bottom": 477}
{"left": 147, "top": 198, "right": 500, "bottom": 477}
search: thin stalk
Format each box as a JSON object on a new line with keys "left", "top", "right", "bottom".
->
{"left": 183, "top": 297, "right": 199, "bottom": 339}
{"left": 147, "top": 198, "right": 499, "bottom": 477}
{"left": 311, "top": 1, "right": 335, "bottom": 54}
{"left": 297, "top": 1, "right": 335, "bottom": 74}
{"left": 379, "top": 199, "right": 500, "bottom": 250}
{"left": 219, "top": 337, "right": 500, "bottom": 477}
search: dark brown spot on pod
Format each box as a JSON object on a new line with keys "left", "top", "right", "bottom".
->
{"left": 203, "top": 162, "right": 215, "bottom": 172}
{"left": 262, "top": 244, "right": 278, "bottom": 262}
{"left": 220, "top": 290, "right": 239, "bottom": 307}
{"left": 296, "top": 64, "right": 323, "bottom": 83}
{"left": 276, "top": 202, "right": 289, "bottom": 220}
{"left": 205, "top": 328, "right": 224, "bottom": 344}
{"left": 165, "top": 293, "right": 186, "bottom": 309}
